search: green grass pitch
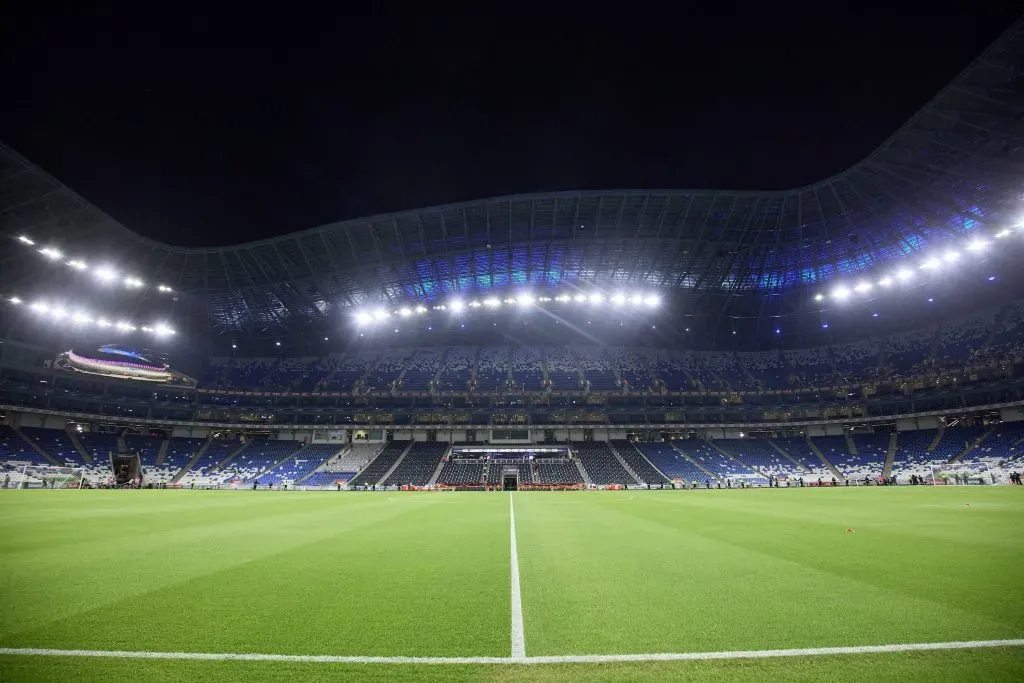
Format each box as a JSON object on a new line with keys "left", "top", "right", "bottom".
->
{"left": 0, "top": 487, "right": 1021, "bottom": 681}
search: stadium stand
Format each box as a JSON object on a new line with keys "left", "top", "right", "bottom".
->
{"left": 348, "top": 441, "right": 410, "bottom": 487}
{"left": 382, "top": 442, "right": 448, "bottom": 486}
{"left": 573, "top": 441, "right": 633, "bottom": 485}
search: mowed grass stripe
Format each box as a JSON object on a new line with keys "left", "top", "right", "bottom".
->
{"left": 514, "top": 489, "right": 1024, "bottom": 655}
{"left": 0, "top": 492, "right": 511, "bottom": 657}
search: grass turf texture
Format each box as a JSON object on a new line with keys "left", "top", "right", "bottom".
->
{"left": 0, "top": 487, "right": 1021, "bottom": 681}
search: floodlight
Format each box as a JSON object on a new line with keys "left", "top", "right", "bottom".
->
{"left": 878, "top": 277, "right": 893, "bottom": 287}
{"left": 468, "top": 300, "right": 481, "bottom": 307}
{"left": 484, "top": 297, "right": 500, "bottom": 308}
{"left": 17, "top": 235, "right": 34, "bottom": 245}
{"left": 39, "top": 247, "right": 63, "bottom": 260}
{"left": 71, "top": 312, "right": 92, "bottom": 324}
{"left": 30, "top": 301, "right": 48, "bottom": 313}
{"left": 415, "top": 305, "right": 428, "bottom": 314}
{"left": 355, "top": 312, "right": 373, "bottom": 325}
{"left": 157, "top": 284, "right": 173, "bottom": 292}
{"left": 832, "top": 286, "right": 850, "bottom": 301}
{"left": 813, "top": 293, "right": 824, "bottom": 302}
{"left": 153, "top": 324, "right": 175, "bottom": 336}
{"left": 517, "top": 294, "right": 535, "bottom": 306}
{"left": 896, "top": 268, "right": 913, "bottom": 281}
{"left": 630, "top": 294, "right": 644, "bottom": 305}
{"left": 96, "top": 318, "right": 111, "bottom": 328}
{"left": 644, "top": 295, "right": 660, "bottom": 307}
{"left": 9, "top": 296, "right": 21, "bottom": 305}
{"left": 95, "top": 266, "right": 118, "bottom": 282}
{"left": 115, "top": 321, "right": 133, "bottom": 331}
{"left": 588, "top": 293, "right": 604, "bottom": 304}
{"left": 995, "top": 229, "right": 1011, "bottom": 238}
{"left": 372, "top": 309, "right": 388, "bottom": 321}
{"left": 555, "top": 295, "right": 571, "bottom": 302}
{"left": 124, "top": 277, "right": 144, "bottom": 288}
{"left": 920, "top": 258, "right": 941, "bottom": 270}
{"left": 573, "top": 294, "right": 586, "bottom": 303}
{"left": 942, "top": 251, "right": 959, "bottom": 263}
{"left": 51, "top": 307, "right": 68, "bottom": 320}
{"left": 398, "top": 307, "right": 412, "bottom": 317}
{"left": 67, "top": 259, "right": 88, "bottom": 270}
{"left": 854, "top": 282, "right": 872, "bottom": 293}
{"left": 611, "top": 293, "right": 626, "bottom": 305}
{"left": 275, "top": 341, "right": 282, "bottom": 346}
{"left": 449, "top": 300, "right": 465, "bottom": 313}
{"left": 966, "top": 239, "right": 987, "bottom": 253}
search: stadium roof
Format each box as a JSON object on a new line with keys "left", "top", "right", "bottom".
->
{"left": 2, "top": 18, "right": 1024, "bottom": 341}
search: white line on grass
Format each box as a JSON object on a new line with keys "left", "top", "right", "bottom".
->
{"left": 509, "top": 492, "right": 526, "bottom": 659}
{"left": 1, "top": 640, "right": 1022, "bottom": 665}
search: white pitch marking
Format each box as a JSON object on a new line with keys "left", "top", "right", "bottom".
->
{"left": 509, "top": 492, "right": 526, "bottom": 659}
{"left": 1, "top": 640, "right": 1022, "bottom": 665}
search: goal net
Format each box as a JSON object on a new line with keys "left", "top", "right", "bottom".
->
{"left": 929, "top": 462, "right": 992, "bottom": 486}
{"left": 3, "top": 464, "right": 86, "bottom": 489}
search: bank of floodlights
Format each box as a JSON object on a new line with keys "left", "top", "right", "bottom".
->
{"left": 5, "top": 296, "right": 177, "bottom": 338}
{"left": 812, "top": 219, "right": 1023, "bottom": 306}
{"left": 354, "top": 289, "right": 661, "bottom": 326}
{"left": 13, "top": 235, "right": 175, "bottom": 294}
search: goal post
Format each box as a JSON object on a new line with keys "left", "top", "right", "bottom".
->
{"left": 4, "top": 465, "right": 87, "bottom": 489}
{"left": 929, "top": 462, "right": 993, "bottom": 486}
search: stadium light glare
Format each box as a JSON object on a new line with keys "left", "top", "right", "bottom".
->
{"left": 573, "top": 294, "right": 587, "bottom": 303}
{"left": 17, "top": 235, "right": 34, "bottom": 245}
{"left": 555, "top": 295, "right": 571, "bottom": 302}
{"left": 630, "top": 294, "right": 644, "bottom": 305}
{"left": 832, "top": 286, "right": 851, "bottom": 301}
{"left": 124, "top": 277, "right": 144, "bottom": 288}
{"left": 896, "top": 268, "right": 913, "bottom": 281}
{"left": 30, "top": 301, "right": 48, "bottom": 313}
{"left": 157, "top": 284, "right": 173, "bottom": 293}
{"left": 854, "top": 282, "right": 872, "bottom": 293}
{"left": 517, "top": 294, "right": 535, "bottom": 306}
{"left": 372, "top": 309, "right": 388, "bottom": 321}
{"left": 878, "top": 277, "right": 893, "bottom": 287}
{"left": 813, "top": 293, "right": 824, "bottom": 302}
{"left": 96, "top": 318, "right": 111, "bottom": 328}
{"left": 588, "top": 293, "right": 604, "bottom": 304}
{"left": 153, "top": 324, "right": 175, "bottom": 337}
{"left": 942, "top": 251, "right": 959, "bottom": 263}
{"left": 398, "top": 307, "right": 412, "bottom": 317}
{"left": 355, "top": 312, "right": 373, "bottom": 325}
{"left": 644, "top": 295, "right": 660, "bottom": 307}
{"left": 468, "top": 300, "right": 481, "bottom": 307}
{"left": 414, "top": 305, "right": 428, "bottom": 314}
{"left": 920, "top": 258, "right": 941, "bottom": 271}
{"left": 9, "top": 296, "right": 21, "bottom": 305}
{"left": 995, "top": 229, "right": 1011, "bottom": 238}
{"left": 67, "top": 259, "right": 88, "bottom": 271}
{"left": 483, "top": 297, "right": 500, "bottom": 308}
{"left": 51, "top": 307, "right": 68, "bottom": 320}
{"left": 611, "top": 293, "right": 626, "bottom": 305}
{"left": 95, "top": 266, "right": 118, "bottom": 283}
{"left": 449, "top": 300, "right": 465, "bottom": 313}
{"left": 966, "top": 239, "right": 988, "bottom": 253}
{"left": 115, "top": 321, "right": 133, "bottom": 331}
{"left": 39, "top": 247, "right": 63, "bottom": 260}
{"left": 71, "top": 312, "right": 92, "bottom": 324}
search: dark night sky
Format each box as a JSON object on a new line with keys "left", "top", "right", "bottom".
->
{"left": 1, "top": 4, "right": 1020, "bottom": 248}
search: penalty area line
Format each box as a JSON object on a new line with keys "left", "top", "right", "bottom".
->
{"left": 1, "top": 640, "right": 1022, "bottom": 665}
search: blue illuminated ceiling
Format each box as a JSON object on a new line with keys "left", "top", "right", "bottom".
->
{"left": 1, "top": 18, "right": 1023, "bottom": 337}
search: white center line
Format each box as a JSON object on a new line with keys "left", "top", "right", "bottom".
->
{"left": 509, "top": 492, "right": 526, "bottom": 659}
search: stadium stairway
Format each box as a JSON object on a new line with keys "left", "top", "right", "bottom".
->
{"left": 426, "top": 456, "right": 447, "bottom": 486}
{"left": 12, "top": 426, "right": 58, "bottom": 465}
{"left": 573, "top": 458, "right": 592, "bottom": 485}
{"left": 171, "top": 439, "right": 212, "bottom": 483}
{"left": 883, "top": 433, "right": 898, "bottom": 477}
{"left": 768, "top": 440, "right": 811, "bottom": 473}
{"left": 68, "top": 431, "right": 93, "bottom": 464}
{"left": 708, "top": 441, "right": 763, "bottom": 478}
{"left": 612, "top": 441, "right": 671, "bottom": 485}
{"left": 155, "top": 439, "right": 170, "bottom": 466}
{"left": 806, "top": 437, "right": 843, "bottom": 479}
{"left": 252, "top": 444, "right": 307, "bottom": 482}
{"left": 606, "top": 443, "right": 643, "bottom": 485}
{"left": 845, "top": 432, "right": 858, "bottom": 456}
{"left": 377, "top": 441, "right": 415, "bottom": 485}
{"left": 669, "top": 443, "right": 720, "bottom": 483}
{"left": 213, "top": 440, "right": 251, "bottom": 472}
{"left": 951, "top": 427, "right": 994, "bottom": 463}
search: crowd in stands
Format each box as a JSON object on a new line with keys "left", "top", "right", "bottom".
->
{"left": 4, "top": 420, "right": 1024, "bottom": 488}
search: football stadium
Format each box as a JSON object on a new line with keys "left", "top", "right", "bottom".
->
{"left": 2, "top": 19, "right": 1024, "bottom": 683}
